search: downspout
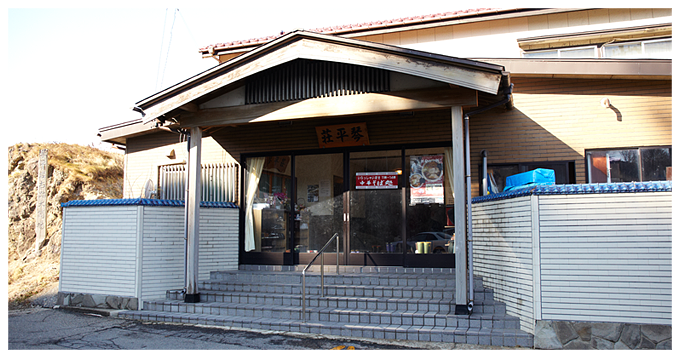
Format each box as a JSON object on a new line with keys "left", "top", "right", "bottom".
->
{"left": 481, "top": 150, "right": 488, "bottom": 196}
{"left": 463, "top": 82, "right": 513, "bottom": 312}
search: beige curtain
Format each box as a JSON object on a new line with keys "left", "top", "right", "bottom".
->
{"left": 244, "top": 157, "right": 265, "bottom": 252}
{"left": 445, "top": 147, "right": 455, "bottom": 199}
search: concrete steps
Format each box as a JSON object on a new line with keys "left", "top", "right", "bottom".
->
{"left": 118, "top": 265, "right": 533, "bottom": 347}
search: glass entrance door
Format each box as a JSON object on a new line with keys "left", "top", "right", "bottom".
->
{"left": 242, "top": 145, "right": 456, "bottom": 267}
{"left": 348, "top": 150, "right": 404, "bottom": 266}
{"left": 294, "top": 153, "right": 344, "bottom": 265}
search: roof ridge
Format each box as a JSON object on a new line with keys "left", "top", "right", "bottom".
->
{"left": 199, "top": 8, "right": 499, "bottom": 53}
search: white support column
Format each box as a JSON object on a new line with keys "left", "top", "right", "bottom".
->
{"left": 451, "top": 106, "right": 468, "bottom": 314}
{"left": 185, "top": 126, "right": 202, "bottom": 303}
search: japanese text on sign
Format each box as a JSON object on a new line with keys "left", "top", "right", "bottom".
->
{"left": 356, "top": 172, "right": 399, "bottom": 189}
{"left": 315, "top": 123, "right": 370, "bottom": 148}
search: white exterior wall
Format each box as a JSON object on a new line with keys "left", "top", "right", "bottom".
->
{"left": 139, "top": 206, "right": 240, "bottom": 301}
{"left": 60, "top": 206, "right": 140, "bottom": 296}
{"left": 538, "top": 192, "right": 672, "bottom": 325}
{"left": 60, "top": 204, "right": 240, "bottom": 305}
{"left": 471, "top": 196, "right": 536, "bottom": 334}
{"left": 139, "top": 206, "right": 185, "bottom": 301}
{"left": 471, "top": 191, "right": 672, "bottom": 334}
{"left": 358, "top": 9, "right": 672, "bottom": 59}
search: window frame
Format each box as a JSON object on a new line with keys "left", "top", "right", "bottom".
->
{"left": 522, "top": 45, "right": 598, "bottom": 59}
{"left": 522, "top": 37, "right": 672, "bottom": 59}
{"left": 585, "top": 146, "right": 672, "bottom": 184}
{"left": 482, "top": 160, "right": 575, "bottom": 195}
{"left": 602, "top": 37, "right": 672, "bottom": 58}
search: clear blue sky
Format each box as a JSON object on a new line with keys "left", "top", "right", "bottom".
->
{"left": 4, "top": 0, "right": 569, "bottom": 147}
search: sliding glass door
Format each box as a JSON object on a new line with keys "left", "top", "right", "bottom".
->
{"left": 294, "top": 153, "right": 344, "bottom": 265}
{"left": 348, "top": 150, "right": 403, "bottom": 266}
{"left": 241, "top": 143, "right": 456, "bottom": 267}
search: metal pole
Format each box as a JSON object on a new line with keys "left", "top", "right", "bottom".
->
{"left": 301, "top": 273, "right": 306, "bottom": 321}
{"left": 465, "top": 115, "right": 474, "bottom": 310}
{"left": 321, "top": 252, "right": 325, "bottom": 297}
{"left": 336, "top": 236, "right": 339, "bottom": 275}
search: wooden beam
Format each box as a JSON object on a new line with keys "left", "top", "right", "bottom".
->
{"left": 180, "top": 87, "right": 477, "bottom": 128}
{"left": 180, "top": 103, "right": 199, "bottom": 112}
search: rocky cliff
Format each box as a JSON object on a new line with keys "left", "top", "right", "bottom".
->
{"left": 7, "top": 143, "right": 124, "bottom": 308}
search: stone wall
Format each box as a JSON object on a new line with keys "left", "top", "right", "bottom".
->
{"left": 535, "top": 320, "right": 672, "bottom": 350}
{"left": 56, "top": 292, "right": 138, "bottom": 311}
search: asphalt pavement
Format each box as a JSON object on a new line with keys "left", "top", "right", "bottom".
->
{"left": 7, "top": 307, "right": 522, "bottom": 350}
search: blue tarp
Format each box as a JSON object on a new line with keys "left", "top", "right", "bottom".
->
{"left": 503, "top": 168, "right": 555, "bottom": 192}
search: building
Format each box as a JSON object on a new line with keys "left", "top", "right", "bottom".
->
{"left": 61, "top": 8, "right": 671, "bottom": 348}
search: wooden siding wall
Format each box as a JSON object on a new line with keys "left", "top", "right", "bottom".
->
{"left": 125, "top": 133, "right": 236, "bottom": 199}
{"left": 471, "top": 196, "right": 536, "bottom": 334}
{"left": 210, "top": 109, "right": 453, "bottom": 162}
{"left": 60, "top": 205, "right": 239, "bottom": 304}
{"left": 60, "top": 206, "right": 140, "bottom": 296}
{"left": 468, "top": 78, "right": 672, "bottom": 195}
{"left": 538, "top": 192, "right": 672, "bottom": 325}
{"left": 125, "top": 79, "right": 669, "bottom": 201}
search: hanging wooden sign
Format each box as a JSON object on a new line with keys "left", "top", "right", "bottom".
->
{"left": 315, "top": 122, "right": 370, "bottom": 148}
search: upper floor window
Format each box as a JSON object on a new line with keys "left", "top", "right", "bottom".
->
{"left": 523, "top": 46, "right": 597, "bottom": 59}
{"left": 523, "top": 38, "right": 672, "bottom": 59}
{"left": 602, "top": 38, "right": 672, "bottom": 59}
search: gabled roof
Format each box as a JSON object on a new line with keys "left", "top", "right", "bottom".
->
{"left": 135, "top": 30, "right": 507, "bottom": 123}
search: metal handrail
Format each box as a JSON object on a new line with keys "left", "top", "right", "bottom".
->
{"left": 301, "top": 233, "right": 339, "bottom": 322}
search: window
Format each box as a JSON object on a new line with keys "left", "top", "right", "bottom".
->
{"left": 603, "top": 38, "right": 672, "bottom": 59}
{"left": 485, "top": 161, "right": 575, "bottom": 194}
{"left": 522, "top": 38, "right": 672, "bottom": 59}
{"left": 523, "top": 46, "right": 597, "bottom": 59}
{"left": 586, "top": 147, "right": 672, "bottom": 183}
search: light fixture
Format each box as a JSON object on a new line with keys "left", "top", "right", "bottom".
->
{"left": 601, "top": 97, "right": 611, "bottom": 108}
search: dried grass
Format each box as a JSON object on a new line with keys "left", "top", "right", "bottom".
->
{"left": 7, "top": 142, "right": 123, "bottom": 309}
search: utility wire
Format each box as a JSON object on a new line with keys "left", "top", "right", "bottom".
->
{"left": 155, "top": 8, "right": 169, "bottom": 92}
{"left": 159, "top": 9, "right": 178, "bottom": 90}
{"left": 177, "top": 9, "right": 199, "bottom": 48}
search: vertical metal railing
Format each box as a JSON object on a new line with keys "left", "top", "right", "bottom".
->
{"left": 301, "top": 233, "right": 339, "bottom": 322}
{"left": 159, "top": 163, "right": 239, "bottom": 202}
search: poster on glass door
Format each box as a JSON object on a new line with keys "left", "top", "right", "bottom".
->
{"left": 409, "top": 154, "right": 444, "bottom": 205}
{"left": 356, "top": 172, "right": 399, "bottom": 189}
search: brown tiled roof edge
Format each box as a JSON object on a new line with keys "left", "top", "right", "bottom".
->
{"left": 199, "top": 8, "right": 499, "bottom": 54}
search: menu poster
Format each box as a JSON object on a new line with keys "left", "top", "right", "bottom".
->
{"left": 356, "top": 172, "right": 399, "bottom": 189}
{"left": 409, "top": 154, "right": 444, "bottom": 205}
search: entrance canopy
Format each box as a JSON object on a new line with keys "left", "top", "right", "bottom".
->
{"left": 100, "top": 30, "right": 510, "bottom": 144}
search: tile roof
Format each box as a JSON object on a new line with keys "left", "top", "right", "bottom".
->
{"left": 61, "top": 198, "right": 239, "bottom": 208}
{"left": 199, "top": 8, "right": 498, "bottom": 53}
{"left": 472, "top": 181, "right": 673, "bottom": 204}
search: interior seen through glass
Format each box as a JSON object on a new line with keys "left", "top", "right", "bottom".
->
{"left": 247, "top": 148, "right": 454, "bottom": 255}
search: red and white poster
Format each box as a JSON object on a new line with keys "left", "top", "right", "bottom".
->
{"left": 409, "top": 155, "right": 444, "bottom": 205}
{"left": 356, "top": 172, "right": 399, "bottom": 189}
